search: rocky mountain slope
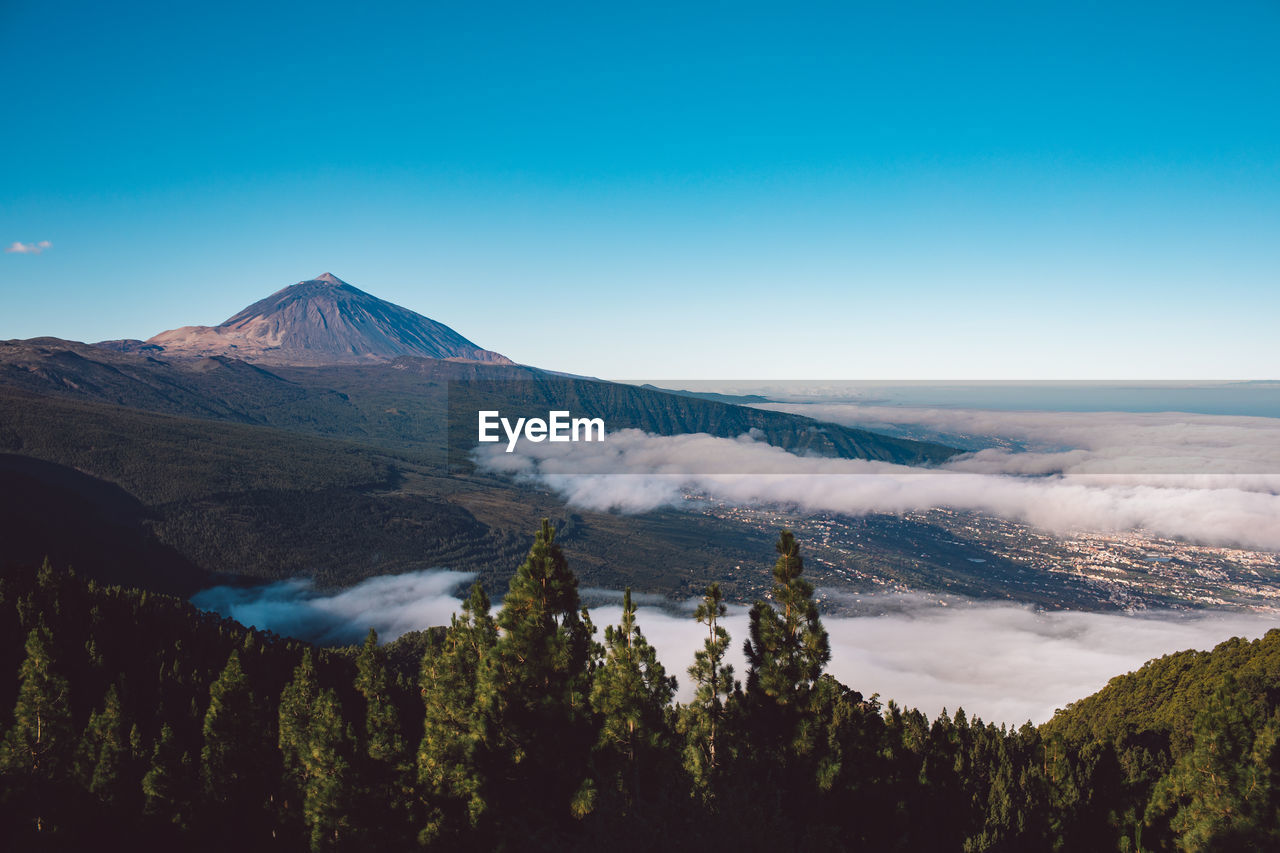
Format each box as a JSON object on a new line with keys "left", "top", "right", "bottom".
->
{"left": 104, "top": 273, "right": 511, "bottom": 365}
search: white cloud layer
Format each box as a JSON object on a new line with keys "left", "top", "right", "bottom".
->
{"left": 195, "top": 405, "right": 1280, "bottom": 724}
{"left": 193, "top": 572, "right": 1278, "bottom": 725}
{"left": 191, "top": 569, "right": 476, "bottom": 646}
{"left": 760, "top": 402, "right": 1280, "bottom": 485}
{"left": 5, "top": 240, "right": 52, "bottom": 254}
{"left": 473, "top": 426, "right": 1280, "bottom": 551}
{"left": 615, "top": 596, "right": 1275, "bottom": 724}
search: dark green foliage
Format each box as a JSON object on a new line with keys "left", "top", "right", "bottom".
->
{"left": 680, "top": 582, "right": 736, "bottom": 793}
{"left": 356, "top": 629, "right": 407, "bottom": 765}
{"left": 744, "top": 530, "right": 831, "bottom": 706}
{"left": 353, "top": 629, "right": 414, "bottom": 846}
{"left": 0, "top": 561, "right": 349, "bottom": 846}
{"left": 142, "top": 723, "right": 194, "bottom": 829}
{"left": 418, "top": 582, "right": 496, "bottom": 846}
{"left": 301, "top": 688, "right": 356, "bottom": 851}
{"left": 277, "top": 647, "right": 362, "bottom": 851}
{"left": 0, "top": 620, "right": 76, "bottom": 839}
{"left": 5, "top": 531, "right": 1280, "bottom": 849}
{"left": 1146, "top": 678, "right": 1280, "bottom": 850}
{"left": 278, "top": 649, "right": 320, "bottom": 830}
{"left": 0, "top": 622, "right": 73, "bottom": 780}
{"left": 1042, "top": 630, "right": 1280, "bottom": 850}
{"left": 738, "top": 530, "right": 834, "bottom": 816}
{"left": 75, "top": 683, "right": 127, "bottom": 803}
{"left": 201, "top": 649, "right": 271, "bottom": 835}
{"left": 589, "top": 588, "right": 677, "bottom": 811}
{"left": 475, "top": 518, "right": 599, "bottom": 836}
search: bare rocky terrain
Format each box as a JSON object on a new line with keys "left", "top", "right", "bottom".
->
{"left": 102, "top": 272, "right": 513, "bottom": 365}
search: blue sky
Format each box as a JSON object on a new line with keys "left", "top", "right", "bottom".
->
{"left": 2, "top": 0, "right": 1277, "bottom": 379}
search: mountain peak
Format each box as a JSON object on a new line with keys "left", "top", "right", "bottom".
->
{"left": 142, "top": 274, "right": 512, "bottom": 366}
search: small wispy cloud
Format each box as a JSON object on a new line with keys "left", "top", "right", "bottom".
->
{"left": 190, "top": 569, "right": 476, "bottom": 646}
{"left": 5, "top": 240, "right": 52, "bottom": 255}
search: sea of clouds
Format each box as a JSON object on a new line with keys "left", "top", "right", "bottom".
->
{"left": 193, "top": 396, "right": 1280, "bottom": 725}
{"left": 470, "top": 401, "right": 1280, "bottom": 551}
{"left": 193, "top": 571, "right": 1277, "bottom": 725}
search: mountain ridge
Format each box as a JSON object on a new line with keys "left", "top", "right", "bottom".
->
{"left": 0, "top": 272, "right": 966, "bottom": 599}
{"left": 0, "top": 335, "right": 958, "bottom": 467}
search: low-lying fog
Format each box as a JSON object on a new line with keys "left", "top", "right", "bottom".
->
{"left": 194, "top": 389, "right": 1280, "bottom": 724}
{"left": 193, "top": 571, "right": 1277, "bottom": 725}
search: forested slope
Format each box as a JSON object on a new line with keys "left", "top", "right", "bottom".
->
{"left": 4, "top": 530, "right": 1279, "bottom": 850}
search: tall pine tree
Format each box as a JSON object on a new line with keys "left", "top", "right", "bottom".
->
{"left": 589, "top": 588, "right": 676, "bottom": 810}
{"left": 200, "top": 649, "right": 270, "bottom": 840}
{"left": 0, "top": 622, "right": 74, "bottom": 835}
{"left": 740, "top": 530, "right": 832, "bottom": 820}
{"left": 743, "top": 530, "right": 830, "bottom": 707}
{"left": 279, "top": 648, "right": 320, "bottom": 834}
{"left": 475, "top": 519, "right": 598, "bottom": 836}
{"left": 0, "top": 623, "right": 73, "bottom": 780}
{"left": 302, "top": 688, "right": 356, "bottom": 852}
{"left": 418, "top": 581, "right": 497, "bottom": 846}
{"left": 75, "top": 683, "right": 127, "bottom": 804}
{"left": 681, "top": 582, "right": 736, "bottom": 793}
{"left": 354, "top": 628, "right": 413, "bottom": 845}
{"left": 142, "top": 722, "right": 194, "bottom": 830}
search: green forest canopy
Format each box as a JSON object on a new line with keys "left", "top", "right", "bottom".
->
{"left": 3, "top": 525, "right": 1280, "bottom": 851}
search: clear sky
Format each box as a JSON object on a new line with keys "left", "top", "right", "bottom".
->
{"left": 2, "top": 0, "right": 1277, "bottom": 379}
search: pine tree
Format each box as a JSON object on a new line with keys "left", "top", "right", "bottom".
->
{"left": 739, "top": 530, "right": 833, "bottom": 821}
{"left": 0, "top": 623, "right": 73, "bottom": 779}
{"left": 0, "top": 622, "right": 74, "bottom": 835}
{"left": 356, "top": 629, "right": 403, "bottom": 763}
{"left": 302, "top": 688, "right": 355, "bottom": 851}
{"left": 279, "top": 648, "right": 320, "bottom": 831}
{"left": 125, "top": 723, "right": 146, "bottom": 813}
{"left": 1044, "top": 736, "right": 1126, "bottom": 850}
{"left": 681, "top": 582, "right": 736, "bottom": 791}
{"left": 475, "top": 519, "right": 597, "bottom": 834}
{"left": 354, "top": 628, "right": 412, "bottom": 844}
{"left": 589, "top": 588, "right": 677, "bottom": 808}
{"left": 75, "top": 683, "right": 127, "bottom": 803}
{"left": 142, "top": 722, "right": 194, "bottom": 829}
{"left": 1146, "top": 678, "right": 1280, "bottom": 850}
{"left": 743, "top": 530, "right": 830, "bottom": 707}
{"left": 200, "top": 649, "right": 268, "bottom": 835}
{"left": 418, "top": 581, "right": 497, "bottom": 845}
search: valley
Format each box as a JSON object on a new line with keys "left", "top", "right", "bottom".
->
{"left": 2, "top": 275, "right": 1275, "bottom": 620}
